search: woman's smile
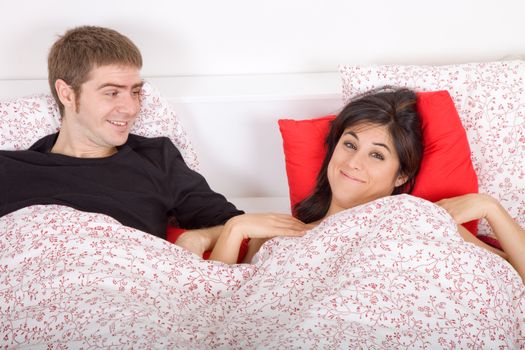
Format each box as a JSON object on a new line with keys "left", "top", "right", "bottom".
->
{"left": 340, "top": 169, "right": 365, "bottom": 183}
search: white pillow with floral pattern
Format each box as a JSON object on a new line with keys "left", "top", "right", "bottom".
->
{"left": 0, "top": 81, "right": 199, "bottom": 170}
{"left": 339, "top": 60, "right": 525, "bottom": 235}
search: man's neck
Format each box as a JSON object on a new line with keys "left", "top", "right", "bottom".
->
{"left": 51, "top": 124, "right": 117, "bottom": 158}
{"left": 50, "top": 141, "right": 117, "bottom": 158}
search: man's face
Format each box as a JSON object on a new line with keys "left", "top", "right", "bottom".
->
{"left": 69, "top": 64, "right": 143, "bottom": 152}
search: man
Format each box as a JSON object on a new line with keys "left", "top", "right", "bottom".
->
{"left": 0, "top": 26, "right": 306, "bottom": 262}
{"left": 0, "top": 26, "right": 244, "bottom": 251}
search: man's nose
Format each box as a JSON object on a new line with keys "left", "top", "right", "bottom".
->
{"left": 118, "top": 93, "right": 140, "bottom": 115}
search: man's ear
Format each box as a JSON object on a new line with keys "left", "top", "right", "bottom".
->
{"left": 55, "top": 79, "right": 76, "bottom": 109}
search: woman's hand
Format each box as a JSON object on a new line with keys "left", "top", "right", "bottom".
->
{"left": 225, "top": 213, "right": 310, "bottom": 240}
{"left": 438, "top": 193, "right": 525, "bottom": 284}
{"left": 208, "top": 213, "right": 310, "bottom": 264}
{"left": 436, "top": 193, "right": 495, "bottom": 224}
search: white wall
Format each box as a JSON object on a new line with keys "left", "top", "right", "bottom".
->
{"left": 1, "top": 0, "right": 524, "bottom": 79}
{"left": 1, "top": 0, "right": 524, "bottom": 210}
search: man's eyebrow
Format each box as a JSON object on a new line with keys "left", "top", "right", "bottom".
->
{"left": 343, "top": 130, "right": 392, "bottom": 153}
{"left": 97, "top": 81, "right": 144, "bottom": 90}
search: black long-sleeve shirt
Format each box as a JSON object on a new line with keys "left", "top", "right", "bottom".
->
{"left": 0, "top": 133, "right": 243, "bottom": 238}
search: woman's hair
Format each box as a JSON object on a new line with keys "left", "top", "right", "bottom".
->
{"left": 294, "top": 87, "right": 423, "bottom": 223}
{"left": 48, "top": 26, "right": 143, "bottom": 116}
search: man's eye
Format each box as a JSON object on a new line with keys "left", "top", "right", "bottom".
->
{"left": 106, "top": 91, "right": 119, "bottom": 97}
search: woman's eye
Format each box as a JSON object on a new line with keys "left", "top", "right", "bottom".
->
{"left": 371, "top": 152, "right": 385, "bottom": 160}
{"left": 343, "top": 141, "right": 357, "bottom": 150}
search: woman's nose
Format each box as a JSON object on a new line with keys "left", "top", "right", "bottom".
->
{"left": 346, "top": 151, "right": 364, "bottom": 170}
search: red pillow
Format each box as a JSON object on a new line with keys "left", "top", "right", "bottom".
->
{"left": 277, "top": 115, "right": 336, "bottom": 206}
{"left": 278, "top": 90, "right": 479, "bottom": 235}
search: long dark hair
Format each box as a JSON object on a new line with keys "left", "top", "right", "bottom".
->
{"left": 294, "top": 87, "right": 423, "bottom": 223}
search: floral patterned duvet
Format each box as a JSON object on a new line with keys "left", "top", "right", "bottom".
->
{"left": 1, "top": 195, "right": 524, "bottom": 349}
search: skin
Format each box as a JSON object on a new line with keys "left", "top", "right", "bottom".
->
{"left": 208, "top": 213, "right": 309, "bottom": 264}
{"left": 53, "top": 64, "right": 144, "bottom": 157}
{"left": 325, "top": 124, "right": 407, "bottom": 217}
{"left": 437, "top": 193, "right": 525, "bottom": 283}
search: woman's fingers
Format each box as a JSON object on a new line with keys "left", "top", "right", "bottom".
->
{"left": 230, "top": 213, "right": 311, "bottom": 239}
{"left": 436, "top": 193, "right": 492, "bottom": 224}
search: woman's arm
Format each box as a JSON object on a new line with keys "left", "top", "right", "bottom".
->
{"left": 174, "top": 225, "right": 223, "bottom": 256}
{"left": 437, "top": 193, "right": 525, "bottom": 283}
{"left": 208, "top": 213, "right": 308, "bottom": 264}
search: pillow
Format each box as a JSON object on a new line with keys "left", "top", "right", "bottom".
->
{"left": 0, "top": 81, "right": 199, "bottom": 170}
{"left": 278, "top": 90, "right": 479, "bottom": 235}
{"left": 134, "top": 82, "right": 199, "bottom": 170}
{"left": 339, "top": 60, "right": 525, "bottom": 236}
{"left": 278, "top": 115, "right": 336, "bottom": 207}
{"left": 0, "top": 93, "right": 61, "bottom": 151}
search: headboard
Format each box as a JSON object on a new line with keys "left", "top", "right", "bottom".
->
{"left": 0, "top": 73, "right": 343, "bottom": 214}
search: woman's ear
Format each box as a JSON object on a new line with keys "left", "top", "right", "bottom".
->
{"left": 54, "top": 79, "right": 76, "bottom": 109}
{"left": 394, "top": 174, "right": 408, "bottom": 187}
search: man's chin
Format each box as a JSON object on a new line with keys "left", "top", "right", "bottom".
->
{"left": 112, "top": 132, "right": 131, "bottom": 147}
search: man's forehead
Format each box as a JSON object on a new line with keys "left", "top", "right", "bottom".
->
{"left": 85, "top": 64, "right": 142, "bottom": 86}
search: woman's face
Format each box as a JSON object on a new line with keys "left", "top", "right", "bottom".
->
{"left": 326, "top": 123, "right": 407, "bottom": 216}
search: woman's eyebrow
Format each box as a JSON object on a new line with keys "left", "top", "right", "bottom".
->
{"left": 344, "top": 130, "right": 358, "bottom": 139}
{"left": 343, "top": 130, "right": 392, "bottom": 153}
{"left": 372, "top": 142, "right": 392, "bottom": 153}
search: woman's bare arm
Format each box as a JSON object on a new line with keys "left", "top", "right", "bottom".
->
{"left": 208, "top": 213, "right": 308, "bottom": 264}
{"left": 437, "top": 193, "right": 525, "bottom": 283}
{"left": 174, "top": 225, "right": 223, "bottom": 256}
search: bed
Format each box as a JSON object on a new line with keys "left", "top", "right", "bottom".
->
{"left": 1, "top": 60, "right": 525, "bottom": 348}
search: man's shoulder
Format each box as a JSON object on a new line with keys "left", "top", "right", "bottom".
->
{"left": 126, "top": 133, "right": 171, "bottom": 145}
{"left": 125, "top": 134, "right": 180, "bottom": 156}
{"left": 29, "top": 133, "right": 58, "bottom": 152}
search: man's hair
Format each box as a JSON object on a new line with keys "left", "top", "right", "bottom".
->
{"left": 48, "top": 25, "right": 143, "bottom": 116}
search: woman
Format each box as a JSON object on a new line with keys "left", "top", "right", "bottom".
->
{"left": 293, "top": 87, "right": 422, "bottom": 224}
{"left": 208, "top": 87, "right": 423, "bottom": 263}
{"left": 207, "top": 87, "right": 525, "bottom": 284}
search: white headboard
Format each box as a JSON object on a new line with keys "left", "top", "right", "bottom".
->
{"left": 0, "top": 73, "right": 343, "bottom": 213}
